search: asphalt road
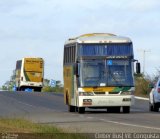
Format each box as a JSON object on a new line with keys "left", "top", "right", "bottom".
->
{"left": 0, "top": 91, "right": 160, "bottom": 133}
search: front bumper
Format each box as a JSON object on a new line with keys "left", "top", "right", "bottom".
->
{"left": 20, "top": 81, "right": 43, "bottom": 87}
{"left": 78, "top": 95, "right": 134, "bottom": 107}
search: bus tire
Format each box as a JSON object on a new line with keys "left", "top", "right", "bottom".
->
{"left": 20, "top": 87, "right": 23, "bottom": 91}
{"left": 68, "top": 105, "right": 76, "bottom": 112}
{"left": 107, "top": 107, "right": 112, "bottom": 113}
{"left": 122, "top": 106, "right": 130, "bottom": 113}
{"left": 113, "top": 107, "right": 121, "bottom": 113}
{"left": 34, "top": 88, "right": 41, "bottom": 92}
{"left": 78, "top": 107, "right": 85, "bottom": 114}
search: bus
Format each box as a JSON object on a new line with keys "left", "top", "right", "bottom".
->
{"left": 63, "top": 33, "right": 140, "bottom": 113}
{"left": 15, "top": 57, "right": 44, "bottom": 92}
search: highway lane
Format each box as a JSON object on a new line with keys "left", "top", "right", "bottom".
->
{"left": 0, "top": 91, "right": 160, "bottom": 133}
{"left": 0, "top": 91, "right": 67, "bottom": 117}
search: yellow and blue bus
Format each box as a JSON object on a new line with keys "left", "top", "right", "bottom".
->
{"left": 63, "top": 33, "right": 140, "bottom": 113}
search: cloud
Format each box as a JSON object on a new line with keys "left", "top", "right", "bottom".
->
{"left": 102, "top": 0, "right": 160, "bottom": 12}
{"left": 0, "top": 0, "right": 29, "bottom": 14}
{"left": 126, "top": 0, "right": 160, "bottom": 12}
{"left": 0, "top": 0, "right": 160, "bottom": 85}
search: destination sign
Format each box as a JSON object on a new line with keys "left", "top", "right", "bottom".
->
{"left": 106, "top": 56, "right": 129, "bottom": 59}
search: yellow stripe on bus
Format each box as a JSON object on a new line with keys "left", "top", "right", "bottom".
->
{"left": 82, "top": 87, "right": 115, "bottom": 92}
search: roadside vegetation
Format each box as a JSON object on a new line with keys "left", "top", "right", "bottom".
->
{"left": 42, "top": 79, "right": 63, "bottom": 93}
{"left": 42, "top": 86, "right": 63, "bottom": 93}
{"left": 0, "top": 118, "right": 88, "bottom": 139}
{"left": 134, "top": 73, "right": 150, "bottom": 97}
{"left": 134, "top": 69, "right": 160, "bottom": 98}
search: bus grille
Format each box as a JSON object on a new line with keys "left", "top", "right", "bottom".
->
{"left": 94, "top": 92, "right": 105, "bottom": 95}
{"left": 109, "top": 92, "right": 119, "bottom": 94}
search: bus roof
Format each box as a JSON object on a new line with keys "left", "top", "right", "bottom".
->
{"left": 65, "top": 33, "right": 132, "bottom": 45}
{"left": 22, "top": 57, "right": 43, "bottom": 60}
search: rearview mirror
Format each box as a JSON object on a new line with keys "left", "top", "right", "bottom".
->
{"left": 136, "top": 62, "right": 141, "bottom": 74}
{"left": 74, "top": 63, "right": 79, "bottom": 76}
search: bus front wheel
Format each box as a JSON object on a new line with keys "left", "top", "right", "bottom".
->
{"left": 78, "top": 107, "right": 85, "bottom": 114}
{"left": 122, "top": 106, "right": 130, "bottom": 113}
{"left": 68, "top": 105, "right": 76, "bottom": 112}
{"left": 34, "top": 88, "right": 42, "bottom": 92}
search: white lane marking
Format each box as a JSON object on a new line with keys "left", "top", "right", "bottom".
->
{"left": 79, "top": 115, "right": 85, "bottom": 118}
{"left": 100, "top": 119, "right": 105, "bottom": 121}
{"left": 135, "top": 96, "right": 149, "bottom": 100}
{"left": 15, "top": 100, "right": 36, "bottom": 108}
{"left": 87, "top": 117, "right": 93, "bottom": 119}
{"left": 130, "top": 109, "right": 144, "bottom": 112}
{"left": 99, "top": 119, "right": 160, "bottom": 130}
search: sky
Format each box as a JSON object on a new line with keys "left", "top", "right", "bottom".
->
{"left": 0, "top": 0, "right": 160, "bottom": 86}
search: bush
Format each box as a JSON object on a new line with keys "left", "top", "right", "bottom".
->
{"left": 42, "top": 86, "right": 63, "bottom": 93}
{"left": 135, "top": 74, "right": 151, "bottom": 97}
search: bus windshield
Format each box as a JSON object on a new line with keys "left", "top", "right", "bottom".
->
{"left": 80, "top": 59, "right": 134, "bottom": 87}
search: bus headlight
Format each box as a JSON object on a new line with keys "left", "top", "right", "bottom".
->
{"left": 83, "top": 99, "right": 92, "bottom": 102}
{"left": 123, "top": 98, "right": 132, "bottom": 101}
{"left": 83, "top": 99, "right": 92, "bottom": 105}
{"left": 79, "top": 92, "right": 94, "bottom": 96}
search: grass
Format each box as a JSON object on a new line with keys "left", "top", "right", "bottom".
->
{"left": 0, "top": 118, "right": 89, "bottom": 139}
